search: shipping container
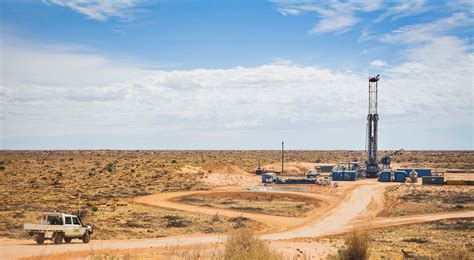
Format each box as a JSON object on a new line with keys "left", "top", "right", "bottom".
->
{"left": 397, "top": 168, "right": 413, "bottom": 177}
{"left": 343, "top": 171, "right": 356, "bottom": 181}
{"left": 332, "top": 171, "right": 356, "bottom": 181}
{"left": 422, "top": 176, "right": 444, "bottom": 185}
{"left": 397, "top": 168, "right": 432, "bottom": 178}
{"left": 416, "top": 169, "right": 432, "bottom": 177}
{"left": 331, "top": 171, "right": 342, "bottom": 181}
{"left": 394, "top": 171, "right": 406, "bottom": 182}
{"left": 379, "top": 171, "right": 391, "bottom": 182}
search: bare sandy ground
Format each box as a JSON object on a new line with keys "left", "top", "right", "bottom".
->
{"left": 135, "top": 188, "right": 337, "bottom": 232}
{"left": 1, "top": 179, "right": 473, "bottom": 259}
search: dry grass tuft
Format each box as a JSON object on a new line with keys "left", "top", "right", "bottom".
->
{"left": 149, "top": 229, "right": 283, "bottom": 259}
{"left": 164, "top": 244, "right": 219, "bottom": 260}
{"left": 334, "top": 229, "right": 370, "bottom": 260}
{"left": 223, "top": 228, "right": 282, "bottom": 260}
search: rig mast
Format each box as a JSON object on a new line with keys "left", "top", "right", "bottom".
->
{"left": 366, "top": 75, "right": 380, "bottom": 178}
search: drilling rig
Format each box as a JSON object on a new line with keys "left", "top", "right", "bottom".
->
{"left": 380, "top": 148, "right": 404, "bottom": 170}
{"left": 365, "top": 75, "right": 380, "bottom": 178}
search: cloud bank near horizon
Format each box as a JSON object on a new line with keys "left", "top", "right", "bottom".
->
{"left": 0, "top": 2, "right": 472, "bottom": 149}
{"left": 1, "top": 30, "right": 472, "bottom": 149}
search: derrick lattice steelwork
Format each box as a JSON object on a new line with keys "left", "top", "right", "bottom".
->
{"left": 366, "top": 75, "right": 379, "bottom": 178}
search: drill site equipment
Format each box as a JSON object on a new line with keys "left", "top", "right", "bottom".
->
{"left": 335, "top": 75, "right": 382, "bottom": 180}
{"left": 380, "top": 148, "right": 404, "bottom": 170}
{"left": 422, "top": 176, "right": 445, "bottom": 185}
{"left": 366, "top": 75, "right": 380, "bottom": 178}
{"left": 332, "top": 171, "right": 356, "bottom": 181}
{"left": 273, "top": 175, "right": 330, "bottom": 185}
{"left": 378, "top": 170, "right": 392, "bottom": 182}
{"left": 261, "top": 173, "right": 275, "bottom": 183}
{"left": 380, "top": 168, "right": 433, "bottom": 183}
{"left": 319, "top": 165, "right": 334, "bottom": 173}
{"left": 281, "top": 141, "right": 284, "bottom": 174}
{"left": 331, "top": 162, "right": 359, "bottom": 181}
{"left": 306, "top": 168, "right": 320, "bottom": 179}
{"left": 255, "top": 162, "right": 265, "bottom": 175}
{"left": 255, "top": 141, "right": 286, "bottom": 175}
{"left": 273, "top": 176, "right": 317, "bottom": 184}
{"left": 263, "top": 167, "right": 326, "bottom": 185}
{"left": 397, "top": 168, "right": 432, "bottom": 178}
{"left": 394, "top": 170, "right": 406, "bottom": 182}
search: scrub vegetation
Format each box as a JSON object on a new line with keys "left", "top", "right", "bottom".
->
{"left": 0, "top": 150, "right": 472, "bottom": 240}
{"left": 369, "top": 218, "right": 473, "bottom": 259}
{"left": 379, "top": 185, "right": 474, "bottom": 217}
{"left": 177, "top": 192, "right": 319, "bottom": 217}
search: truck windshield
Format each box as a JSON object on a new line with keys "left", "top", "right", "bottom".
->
{"left": 72, "top": 217, "right": 80, "bottom": 225}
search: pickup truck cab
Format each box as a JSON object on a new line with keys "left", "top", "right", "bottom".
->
{"left": 24, "top": 213, "right": 93, "bottom": 244}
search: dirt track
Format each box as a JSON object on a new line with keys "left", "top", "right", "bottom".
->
{"left": 1, "top": 180, "right": 473, "bottom": 259}
{"left": 134, "top": 189, "right": 337, "bottom": 232}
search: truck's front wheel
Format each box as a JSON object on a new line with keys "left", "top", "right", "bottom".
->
{"left": 35, "top": 234, "right": 45, "bottom": 245}
{"left": 82, "top": 232, "right": 90, "bottom": 243}
{"left": 53, "top": 233, "right": 64, "bottom": 245}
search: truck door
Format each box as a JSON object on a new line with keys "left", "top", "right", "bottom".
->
{"left": 64, "top": 216, "right": 75, "bottom": 237}
{"left": 72, "top": 217, "right": 83, "bottom": 237}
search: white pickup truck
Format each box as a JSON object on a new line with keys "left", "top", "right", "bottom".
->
{"left": 24, "top": 213, "right": 93, "bottom": 244}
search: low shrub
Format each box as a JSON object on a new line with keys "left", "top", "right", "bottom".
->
{"left": 223, "top": 228, "right": 281, "bottom": 260}
{"left": 334, "top": 229, "right": 370, "bottom": 260}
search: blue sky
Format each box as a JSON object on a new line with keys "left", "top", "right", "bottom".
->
{"left": 0, "top": 0, "right": 473, "bottom": 150}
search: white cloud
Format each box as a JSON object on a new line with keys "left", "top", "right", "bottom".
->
{"left": 380, "top": 12, "right": 473, "bottom": 44}
{"left": 272, "top": 0, "right": 382, "bottom": 34}
{"left": 0, "top": 37, "right": 150, "bottom": 88}
{"left": 446, "top": 0, "right": 474, "bottom": 12}
{"left": 380, "top": 36, "right": 473, "bottom": 124}
{"left": 0, "top": 38, "right": 367, "bottom": 138}
{"left": 1, "top": 36, "right": 472, "bottom": 143}
{"left": 376, "top": 0, "right": 429, "bottom": 22}
{"left": 370, "top": 60, "right": 387, "bottom": 67}
{"left": 374, "top": 14, "right": 473, "bottom": 122}
{"left": 312, "top": 14, "right": 358, "bottom": 34}
{"left": 277, "top": 8, "right": 301, "bottom": 16}
{"left": 43, "top": 0, "right": 139, "bottom": 21}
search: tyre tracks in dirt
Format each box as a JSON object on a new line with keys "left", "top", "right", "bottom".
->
{"left": 2, "top": 181, "right": 473, "bottom": 259}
